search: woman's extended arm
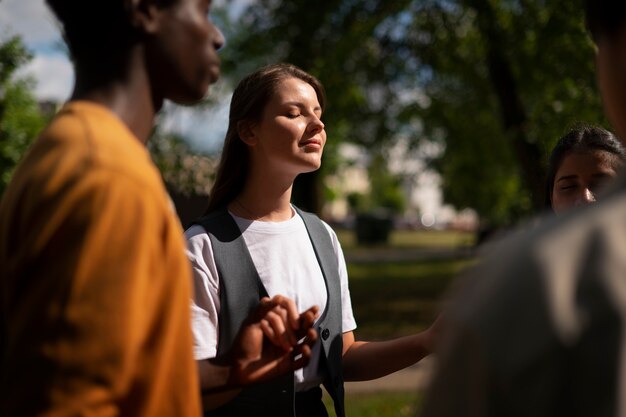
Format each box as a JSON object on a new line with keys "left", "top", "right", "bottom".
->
{"left": 341, "top": 315, "right": 441, "bottom": 381}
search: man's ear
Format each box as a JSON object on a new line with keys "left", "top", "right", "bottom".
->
{"left": 237, "top": 121, "right": 259, "bottom": 146}
{"left": 125, "top": 0, "right": 164, "bottom": 34}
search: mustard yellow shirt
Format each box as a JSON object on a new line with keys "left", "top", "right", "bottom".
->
{"left": 0, "top": 101, "right": 200, "bottom": 417}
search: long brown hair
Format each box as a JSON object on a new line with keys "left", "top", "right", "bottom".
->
{"left": 205, "top": 63, "right": 326, "bottom": 213}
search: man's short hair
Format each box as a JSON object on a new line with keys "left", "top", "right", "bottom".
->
{"left": 46, "top": 0, "right": 178, "bottom": 63}
{"left": 45, "top": 0, "right": 136, "bottom": 62}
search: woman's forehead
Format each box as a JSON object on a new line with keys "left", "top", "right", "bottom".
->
{"left": 557, "top": 150, "right": 620, "bottom": 175}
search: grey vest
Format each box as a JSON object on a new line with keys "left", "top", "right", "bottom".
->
{"left": 194, "top": 207, "right": 345, "bottom": 417}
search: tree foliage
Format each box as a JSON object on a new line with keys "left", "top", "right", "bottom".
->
{"left": 148, "top": 128, "right": 217, "bottom": 196}
{"left": 216, "top": 0, "right": 605, "bottom": 224}
{"left": 0, "top": 36, "right": 46, "bottom": 197}
{"left": 395, "top": 0, "right": 606, "bottom": 224}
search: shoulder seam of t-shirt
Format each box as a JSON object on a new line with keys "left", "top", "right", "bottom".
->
{"left": 54, "top": 107, "right": 163, "bottom": 197}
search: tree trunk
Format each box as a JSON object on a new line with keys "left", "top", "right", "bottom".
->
{"left": 466, "top": 0, "right": 546, "bottom": 211}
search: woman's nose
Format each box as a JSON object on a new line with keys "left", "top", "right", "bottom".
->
{"left": 576, "top": 188, "right": 596, "bottom": 205}
{"left": 308, "top": 116, "right": 324, "bottom": 133}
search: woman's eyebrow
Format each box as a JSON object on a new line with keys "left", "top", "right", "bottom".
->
{"left": 556, "top": 175, "right": 578, "bottom": 182}
{"left": 283, "top": 101, "right": 322, "bottom": 112}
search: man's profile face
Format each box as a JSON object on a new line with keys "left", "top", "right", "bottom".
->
{"left": 147, "top": 0, "right": 225, "bottom": 105}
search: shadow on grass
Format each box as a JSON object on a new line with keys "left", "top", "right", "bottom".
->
{"left": 348, "top": 259, "right": 474, "bottom": 339}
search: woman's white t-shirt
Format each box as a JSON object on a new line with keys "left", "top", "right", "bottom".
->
{"left": 185, "top": 209, "right": 357, "bottom": 391}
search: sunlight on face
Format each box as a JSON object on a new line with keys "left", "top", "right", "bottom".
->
{"left": 250, "top": 77, "right": 326, "bottom": 176}
{"left": 551, "top": 150, "right": 620, "bottom": 213}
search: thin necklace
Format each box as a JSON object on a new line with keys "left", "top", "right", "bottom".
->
{"left": 234, "top": 198, "right": 261, "bottom": 220}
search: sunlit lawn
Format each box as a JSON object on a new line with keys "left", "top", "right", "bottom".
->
{"left": 336, "top": 228, "right": 476, "bottom": 250}
{"left": 336, "top": 228, "right": 476, "bottom": 339}
{"left": 324, "top": 391, "right": 424, "bottom": 417}
{"left": 347, "top": 258, "right": 474, "bottom": 339}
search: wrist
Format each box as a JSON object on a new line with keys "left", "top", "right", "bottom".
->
{"left": 201, "top": 358, "right": 238, "bottom": 394}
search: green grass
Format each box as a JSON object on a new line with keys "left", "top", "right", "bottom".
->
{"left": 335, "top": 229, "right": 475, "bottom": 250}
{"left": 389, "top": 229, "right": 475, "bottom": 248}
{"left": 347, "top": 259, "right": 473, "bottom": 339}
{"left": 324, "top": 391, "right": 424, "bottom": 417}
{"left": 332, "top": 229, "right": 476, "bottom": 339}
